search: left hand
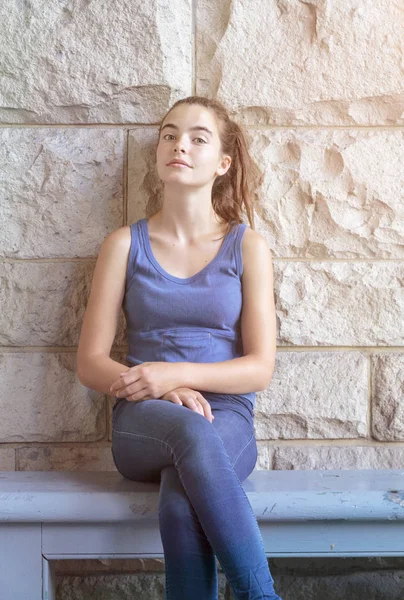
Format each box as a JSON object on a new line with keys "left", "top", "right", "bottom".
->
{"left": 109, "top": 362, "right": 180, "bottom": 402}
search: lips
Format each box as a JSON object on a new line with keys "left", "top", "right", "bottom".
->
{"left": 167, "top": 160, "right": 191, "bottom": 167}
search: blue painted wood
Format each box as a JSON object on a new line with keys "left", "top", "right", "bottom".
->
{"left": 42, "top": 557, "right": 56, "bottom": 600}
{"left": 1, "top": 469, "right": 403, "bottom": 522}
{"left": 0, "top": 523, "right": 43, "bottom": 599}
{"left": 0, "top": 469, "right": 403, "bottom": 599}
{"left": 41, "top": 519, "right": 404, "bottom": 558}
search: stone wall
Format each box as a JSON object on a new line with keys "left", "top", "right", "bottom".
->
{"left": 1, "top": 0, "right": 403, "bottom": 598}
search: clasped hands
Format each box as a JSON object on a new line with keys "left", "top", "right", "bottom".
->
{"left": 109, "top": 361, "right": 214, "bottom": 423}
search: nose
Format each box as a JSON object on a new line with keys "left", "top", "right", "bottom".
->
{"left": 173, "top": 142, "right": 186, "bottom": 153}
{"left": 172, "top": 135, "right": 187, "bottom": 153}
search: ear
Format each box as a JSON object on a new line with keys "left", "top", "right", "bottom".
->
{"left": 217, "top": 155, "right": 231, "bottom": 176}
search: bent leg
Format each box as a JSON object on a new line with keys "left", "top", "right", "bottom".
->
{"left": 112, "top": 399, "right": 282, "bottom": 600}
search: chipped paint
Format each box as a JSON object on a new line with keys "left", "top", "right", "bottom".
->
{"left": 385, "top": 490, "right": 404, "bottom": 508}
{"left": 129, "top": 502, "right": 156, "bottom": 516}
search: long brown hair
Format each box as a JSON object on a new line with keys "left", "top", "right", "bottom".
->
{"left": 151, "top": 96, "right": 264, "bottom": 235}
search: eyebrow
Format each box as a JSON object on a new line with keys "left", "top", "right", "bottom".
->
{"left": 160, "top": 123, "right": 214, "bottom": 137}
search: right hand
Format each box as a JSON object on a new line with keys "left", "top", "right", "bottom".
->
{"left": 160, "top": 387, "right": 215, "bottom": 423}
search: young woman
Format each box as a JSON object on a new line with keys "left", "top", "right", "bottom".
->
{"left": 77, "top": 96, "right": 281, "bottom": 600}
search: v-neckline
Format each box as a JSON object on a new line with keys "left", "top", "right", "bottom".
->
{"left": 141, "top": 218, "right": 238, "bottom": 284}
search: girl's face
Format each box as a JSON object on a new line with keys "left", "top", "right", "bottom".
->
{"left": 156, "top": 104, "right": 230, "bottom": 187}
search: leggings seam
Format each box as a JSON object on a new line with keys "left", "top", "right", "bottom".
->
{"left": 231, "top": 433, "right": 255, "bottom": 469}
{"left": 112, "top": 428, "right": 255, "bottom": 472}
{"left": 112, "top": 427, "right": 180, "bottom": 467}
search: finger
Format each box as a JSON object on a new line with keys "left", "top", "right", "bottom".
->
{"left": 170, "top": 394, "right": 183, "bottom": 405}
{"left": 192, "top": 398, "right": 203, "bottom": 415}
{"left": 126, "top": 385, "right": 150, "bottom": 402}
{"left": 197, "top": 394, "right": 214, "bottom": 422}
{"left": 182, "top": 396, "right": 201, "bottom": 415}
{"left": 162, "top": 392, "right": 182, "bottom": 405}
{"left": 110, "top": 379, "right": 129, "bottom": 396}
{"left": 118, "top": 378, "right": 144, "bottom": 399}
{"left": 109, "top": 380, "right": 120, "bottom": 394}
{"left": 113, "top": 370, "right": 141, "bottom": 396}
{"left": 193, "top": 398, "right": 205, "bottom": 416}
{"left": 115, "top": 386, "right": 130, "bottom": 398}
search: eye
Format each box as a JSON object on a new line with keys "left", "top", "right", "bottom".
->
{"left": 162, "top": 134, "right": 207, "bottom": 144}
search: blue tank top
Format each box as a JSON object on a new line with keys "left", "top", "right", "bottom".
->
{"left": 122, "top": 217, "right": 256, "bottom": 407}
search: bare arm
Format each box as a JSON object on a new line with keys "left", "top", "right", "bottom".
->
{"left": 180, "top": 356, "right": 270, "bottom": 394}
{"left": 78, "top": 355, "right": 130, "bottom": 397}
{"left": 178, "top": 229, "right": 277, "bottom": 394}
{"left": 77, "top": 227, "right": 132, "bottom": 396}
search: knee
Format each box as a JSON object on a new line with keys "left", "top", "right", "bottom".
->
{"left": 175, "top": 408, "right": 216, "bottom": 442}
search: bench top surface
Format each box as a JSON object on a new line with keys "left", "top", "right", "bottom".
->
{"left": 1, "top": 469, "right": 403, "bottom": 523}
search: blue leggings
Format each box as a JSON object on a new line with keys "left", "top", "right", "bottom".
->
{"left": 111, "top": 392, "right": 282, "bottom": 600}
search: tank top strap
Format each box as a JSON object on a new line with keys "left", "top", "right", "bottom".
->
{"left": 125, "top": 221, "right": 143, "bottom": 290}
{"left": 220, "top": 221, "right": 248, "bottom": 278}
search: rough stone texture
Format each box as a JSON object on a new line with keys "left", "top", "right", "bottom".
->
{"left": 0, "top": 128, "right": 124, "bottom": 258}
{"left": 54, "top": 561, "right": 404, "bottom": 600}
{"left": 56, "top": 572, "right": 167, "bottom": 599}
{"left": 198, "top": 0, "right": 404, "bottom": 126}
{"left": 55, "top": 557, "right": 166, "bottom": 574}
{"left": 0, "top": 349, "right": 127, "bottom": 461}
{"left": 256, "top": 444, "right": 404, "bottom": 471}
{"left": 275, "top": 262, "right": 404, "bottom": 346}
{"left": 255, "top": 351, "right": 368, "bottom": 439}
{"left": 0, "top": 353, "right": 105, "bottom": 443}
{"left": 127, "top": 128, "right": 163, "bottom": 225}
{"left": 250, "top": 129, "right": 404, "bottom": 258}
{"left": 18, "top": 443, "right": 116, "bottom": 471}
{"left": 0, "top": 447, "right": 16, "bottom": 470}
{"left": 0, "top": 260, "right": 126, "bottom": 347}
{"left": 371, "top": 353, "right": 404, "bottom": 442}
{"left": 55, "top": 570, "right": 230, "bottom": 599}
{"left": 0, "top": 0, "right": 192, "bottom": 124}
{"left": 253, "top": 568, "right": 404, "bottom": 600}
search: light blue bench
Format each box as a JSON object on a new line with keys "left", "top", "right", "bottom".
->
{"left": 0, "top": 468, "right": 403, "bottom": 599}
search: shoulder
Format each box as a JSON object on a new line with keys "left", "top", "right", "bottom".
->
{"left": 239, "top": 226, "right": 275, "bottom": 327}
{"left": 241, "top": 226, "right": 273, "bottom": 268}
{"left": 100, "top": 225, "right": 132, "bottom": 252}
{"left": 239, "top": 226, "right": 273, "bottom": 288}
